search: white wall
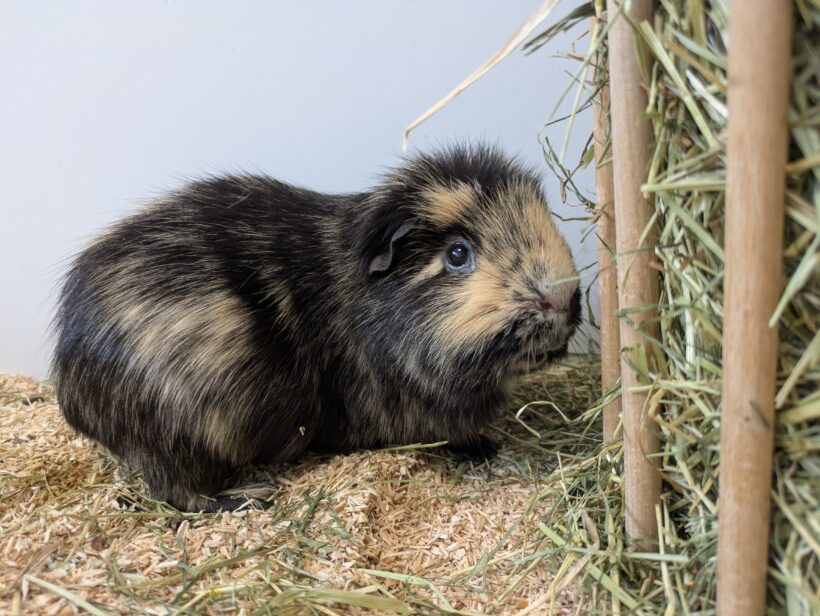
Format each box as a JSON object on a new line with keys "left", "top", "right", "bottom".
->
{"left": 0, "top": 0, "right": 596, "bottom": 379}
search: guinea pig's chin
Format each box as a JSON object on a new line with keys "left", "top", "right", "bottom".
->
{"left": 512, "top": 353, "right": 547, "bottom": 375}
{"left": 511, "top": 345, "right": 566, "bottom": 375}
{"left": 510, "top": 330, "right": 574, "bottom": 375}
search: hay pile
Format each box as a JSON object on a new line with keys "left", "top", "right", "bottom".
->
{"left": 0, "top": 359, "right": 600, "bottom": 615}
{"left": 525, "top": 1, "right": 819, "bottom": 612}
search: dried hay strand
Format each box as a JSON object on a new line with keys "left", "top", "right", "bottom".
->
{"left": 0, "top": 359, "right": 600, "bottom": 615}
{"left": 521, "top": 0, "right": 819, "bottom": 612}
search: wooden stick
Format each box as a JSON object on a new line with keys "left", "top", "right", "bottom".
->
{"left": 606, "top": 0, "right": 660, "bottom": 544}
{"left": 591, "top": 17, "right": 621, "bottom": 443}
{"left": 717, "top": 2, "right": 793, "bottom": 614}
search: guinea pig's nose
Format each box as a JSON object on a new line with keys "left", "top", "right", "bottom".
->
{"left": 535, "top": 295, "right": 556, "bottom": 315}
{"left": 535, "top": 286, "right": 582, "bottom": 322}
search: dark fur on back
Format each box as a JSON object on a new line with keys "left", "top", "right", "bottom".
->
{"left": 53, "top": 145, "right": 581, "bottom": 511}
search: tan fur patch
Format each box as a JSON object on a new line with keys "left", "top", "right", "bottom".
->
{"left": 419, "top": 182, "right": 475, "bottom": 227}
{"left": 97, "top": 266, "right": 253, "bottom": 461}
{"left": 407, "top": 255, "right": 444, "bottom": 287}
{"left": 431, "top": 261, "right": 517, "bottom": 351}
{"left": 202, "top": 408, "right": 240, "bottom": 460}
{"left": 498, "top": 183, "right": 578, "bottom": 287}
{"left": 265, "top": 278, "right": 296, "bottom": 326}
{"left": 428, "top": 181, "right": 579, "bottom": 353}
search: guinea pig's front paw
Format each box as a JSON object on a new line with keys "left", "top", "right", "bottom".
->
{"left": 445, "top": 435, "right": 499, "bottom": 463}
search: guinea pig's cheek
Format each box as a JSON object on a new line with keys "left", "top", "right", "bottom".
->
{"left": 432, "top": 265, "right": 514, "bottom": 350}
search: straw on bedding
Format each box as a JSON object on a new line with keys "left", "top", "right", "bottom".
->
{"left": 1, "top": 359, "right": 600, "bottom": 615}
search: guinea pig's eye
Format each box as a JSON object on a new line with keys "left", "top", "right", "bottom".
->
{"left": 444, "top": 239, "right": 476, "bottom": 274}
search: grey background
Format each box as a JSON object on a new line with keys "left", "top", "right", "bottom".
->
{"left": 0, "top": 0, "right": 596, "bottom": 379}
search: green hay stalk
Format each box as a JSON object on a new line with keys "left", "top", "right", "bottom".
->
{"left": 511, "top": 1, "right": 820, "bottom": 613}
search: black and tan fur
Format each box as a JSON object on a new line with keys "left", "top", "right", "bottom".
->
{"left": 52, "top": 145, "right": 581, "bottom": 511}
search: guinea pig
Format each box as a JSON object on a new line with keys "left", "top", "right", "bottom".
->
{"left": 52, "top": 144, "right": 582, "bottom": 512}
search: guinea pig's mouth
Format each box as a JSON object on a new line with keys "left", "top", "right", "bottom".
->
{"left": 503, "top": 313, "right": 577, "bottom": 375}
{"left": 512, "top": 344, "right": 569, "bottom": 375}
{"left": 490, "top": 305, "right": 580, "bottom": 376}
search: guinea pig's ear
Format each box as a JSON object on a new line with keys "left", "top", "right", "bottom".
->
{"left": 368, "top": 221, "right": 414, "bottom": 275}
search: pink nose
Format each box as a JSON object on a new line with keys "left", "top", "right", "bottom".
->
{"left": 536, "top": 296, "right": 555, "bottom": 315}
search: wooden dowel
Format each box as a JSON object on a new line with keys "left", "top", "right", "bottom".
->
{"left": 606, "top": 0, "right": 661, "bottom": 545}
{"left": 591, "top": 24, "right": 621, "bottom": 443}
{"left": 717, "top": 2, "right": 793, "bottom": 614}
